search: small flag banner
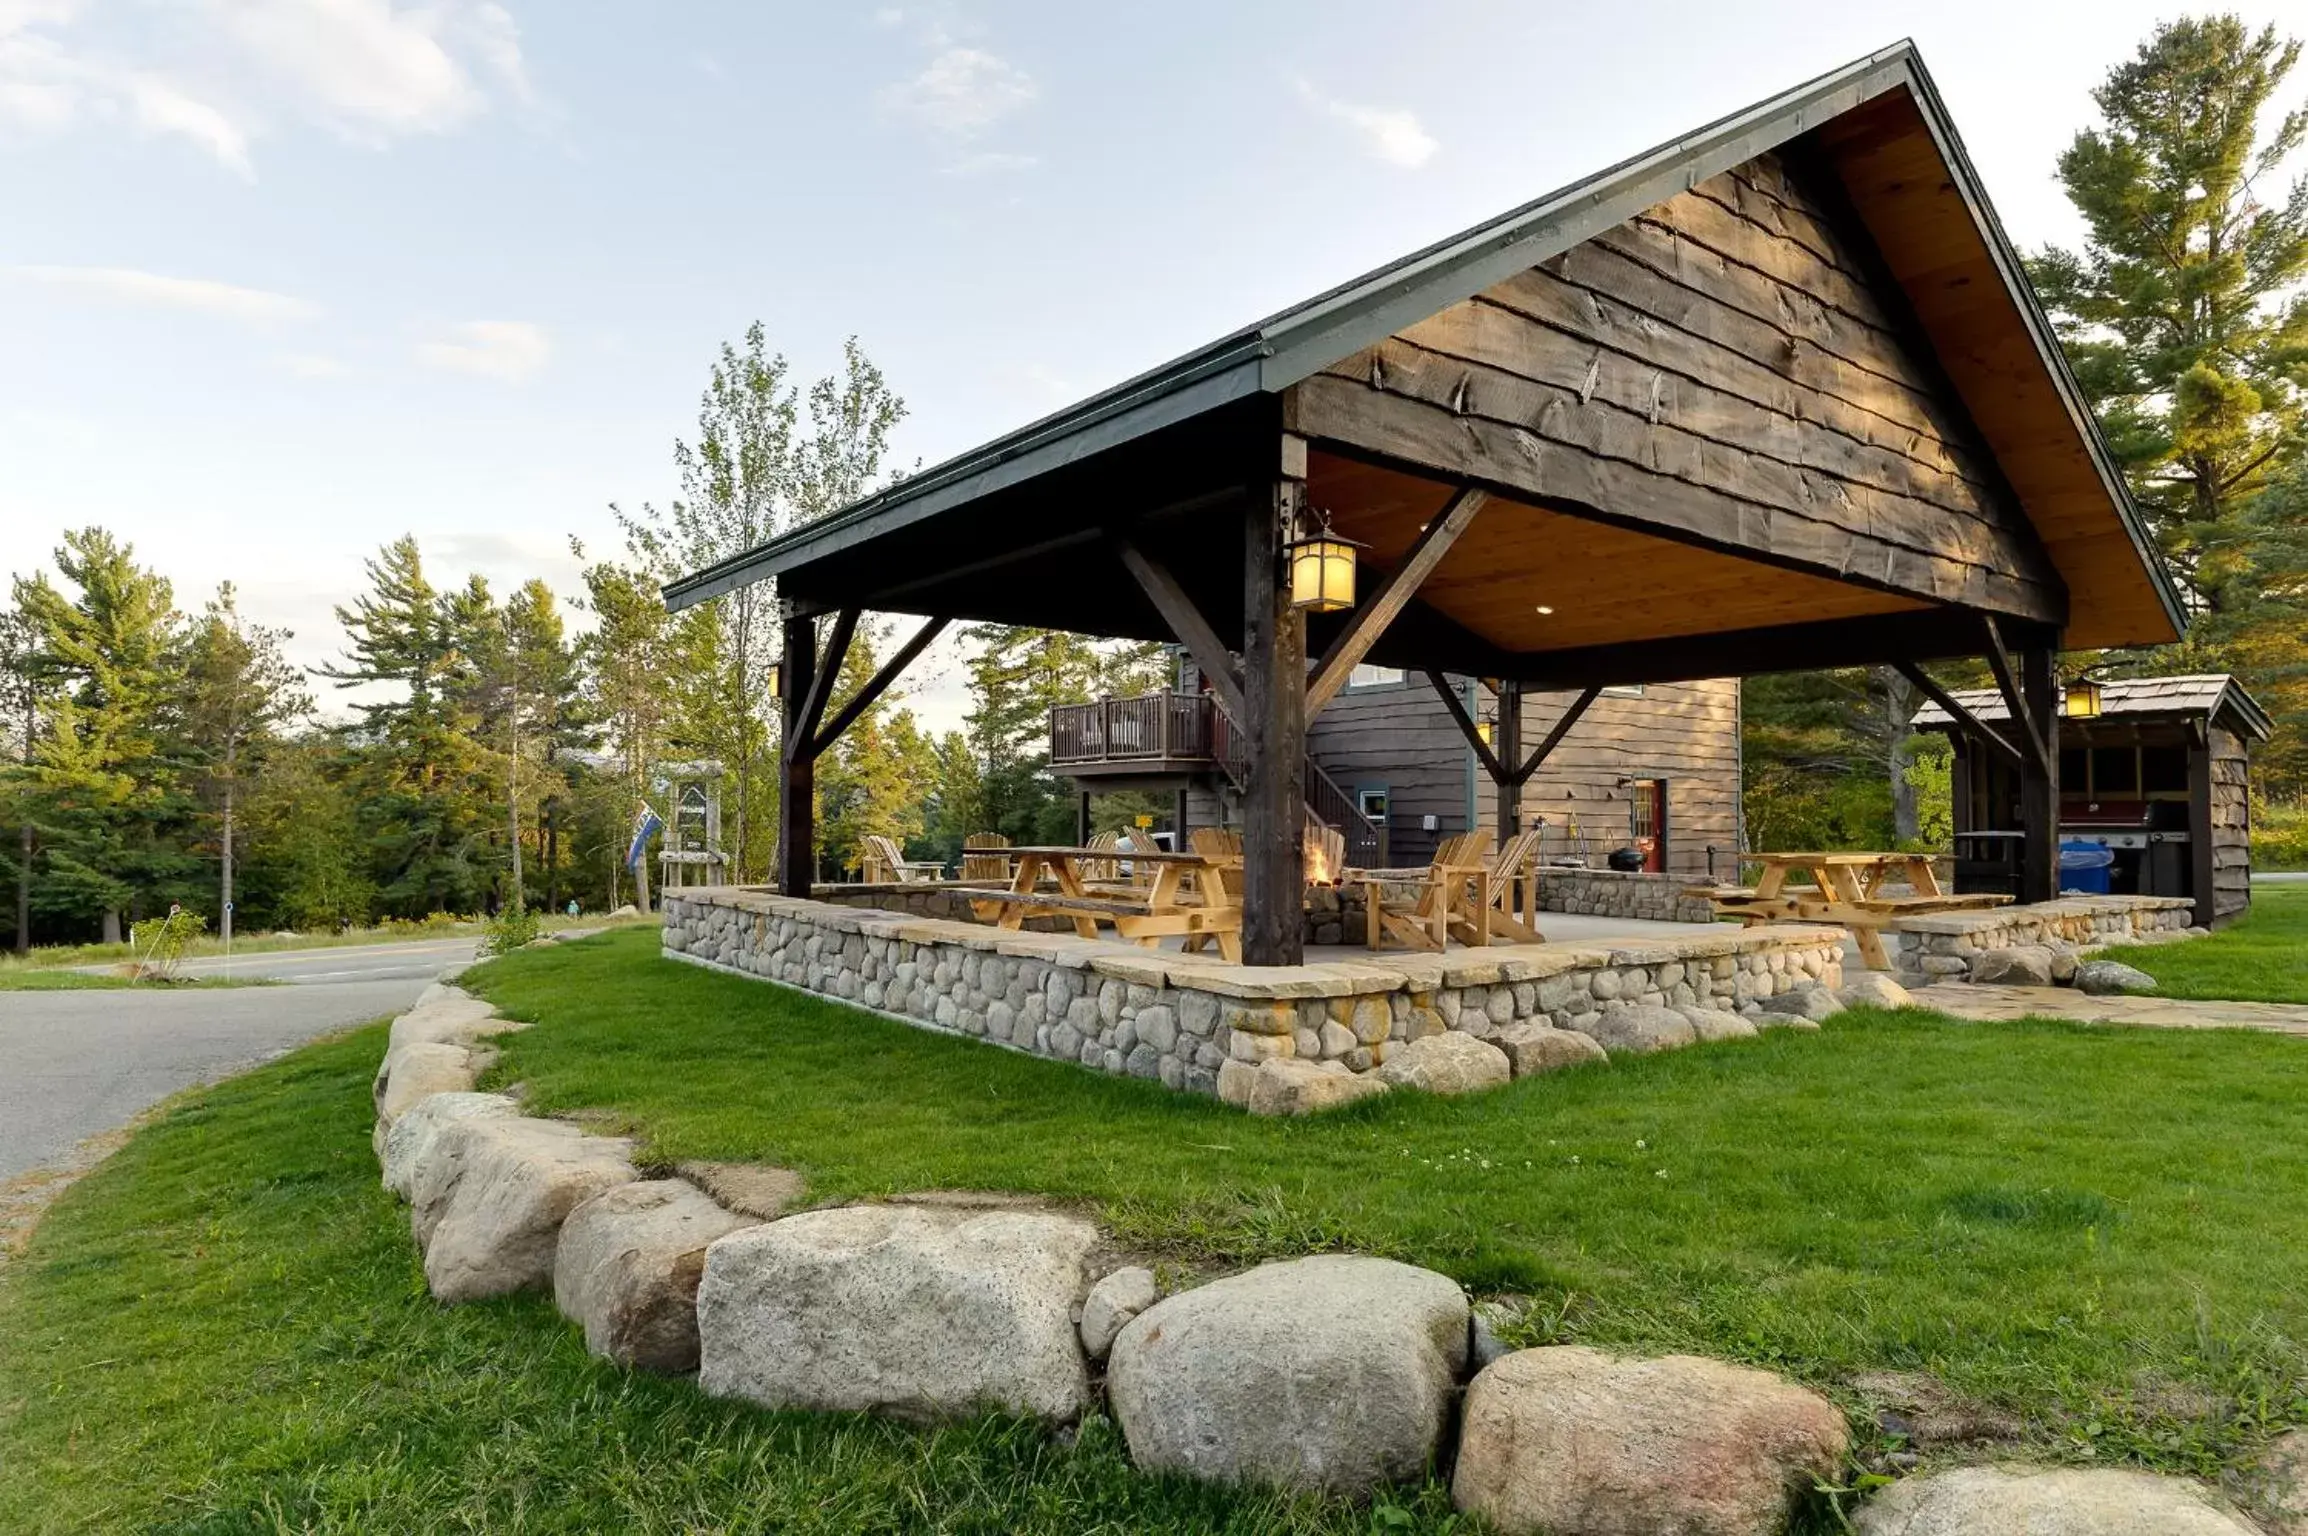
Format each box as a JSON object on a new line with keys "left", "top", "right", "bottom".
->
{"left": 625, "top": 803, "right": 665, "bottom": 869}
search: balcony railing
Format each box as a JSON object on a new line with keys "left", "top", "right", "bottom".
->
{"left": 1050, "top": 691, "right": 1216, "bottom": 767}
{"left": 1049, "top": 691, "right": 1386, "bottom": 868}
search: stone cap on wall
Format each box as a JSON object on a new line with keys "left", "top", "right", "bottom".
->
{"left": 1888, "top": 894, "right": 2194, "bottom": 936}
{"left": 666, "top": 888, "right": 1847, "bottom": 1002}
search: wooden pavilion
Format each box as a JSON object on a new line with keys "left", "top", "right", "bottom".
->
{"left": 666, "top": 41, "right": 2185, "bottom": 966}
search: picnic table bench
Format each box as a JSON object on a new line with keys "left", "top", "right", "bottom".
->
{"left": 952, "top": 845, "right": 1242, "bottom": 963}
{"left": 1695, "top": 851, "right": 2012, "bottom": 970}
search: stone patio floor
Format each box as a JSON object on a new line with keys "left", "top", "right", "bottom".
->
{"left": 1912, "top": 983, "right": 2308, "bottom": 1039}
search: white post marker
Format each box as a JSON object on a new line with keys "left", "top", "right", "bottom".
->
{"left": 223, "top": 900, "right": 233, "bottom": 979}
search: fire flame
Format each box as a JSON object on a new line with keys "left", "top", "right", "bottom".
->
{"left": 1305, "top": 838, "right": 1335, "bottom": 887}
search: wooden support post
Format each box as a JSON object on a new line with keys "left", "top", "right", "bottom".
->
{"left": 1494, "top": 680, "right": 1522, "bottom": 847}
{"left": 2018, "top": 643, "right": 2060, "bottom": 905}
{"left": 776, "top": 609, "right": 818, "bottom": 897}
{"left": 2187, "top": 725, "right": 2216, "bottom": 929}
{"left": 1078, "top": 791, "right": 1091, "bottom": 846}
{"left": 1241, "top": 478, "right": 1306, "bottom": 965}
{"left": 1173, "top": 785, "right": 1190, "bottom": 849}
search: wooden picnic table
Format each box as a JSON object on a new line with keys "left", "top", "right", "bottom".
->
{"left": 1702, "top": 851, "right": 2011, "bottom": 971}
{"left": 950, "top": 845, "right": 1243, "bottom": 965}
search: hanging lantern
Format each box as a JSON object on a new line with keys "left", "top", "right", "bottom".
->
{"left": 2062, "top": 675, "right": 2104, "bottom": 719}
{"left": 1287, "top": 507, "right": 1361, "bottom": 613}
{"left": 767, "top": 660, "right": 784, "bottom": 701}
{"left": 1475, "top": 711, "right": 1495, "bottom": 749}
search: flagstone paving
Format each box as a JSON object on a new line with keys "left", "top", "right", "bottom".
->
{"left": 1914, "top": 982, "right": 2308, "bottom": 1038}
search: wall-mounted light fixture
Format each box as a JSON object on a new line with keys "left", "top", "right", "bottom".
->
{"left": 1287, "top": 506, "right": 1362, "bottom": 613}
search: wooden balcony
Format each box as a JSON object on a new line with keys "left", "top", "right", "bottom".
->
{"left": 1049, "top": 692, "right": 1223, "bottom": 778}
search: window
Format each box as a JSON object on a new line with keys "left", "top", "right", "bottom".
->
{"left": 1357, "top": 788, "right": 1391, "bottom": 822}
{"left": 1347, "top": 663, "right": 1404, "bottom": 688}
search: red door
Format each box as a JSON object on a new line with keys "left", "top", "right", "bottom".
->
{"left": 1630, "top": 779, "right": 1667, "bottom": 871}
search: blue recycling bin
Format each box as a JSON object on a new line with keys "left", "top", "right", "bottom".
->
{"left": 2059, "top": 839, "right": 2114, "bottom": 895}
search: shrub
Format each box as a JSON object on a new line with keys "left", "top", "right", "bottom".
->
{"left": 482, "top": 902, "right": 541, "bottom": 957}
{"left": 129, "top": 909, "right": 208, "bottom": 980}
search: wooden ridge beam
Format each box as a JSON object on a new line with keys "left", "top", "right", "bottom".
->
{"left": 1112, "top": 534, "right": 1248, "bottom": 724}
{"left": 1512, "top": 685, "right": 1603, "bottom": 786}
{"left": 1305, "top": 486, "right": 1488, "bottom": 721}
{"left": 811, "top": 614, "right": 950, "bottom": 758}
{"left": 1894, "top": 659, "right": 2023, "bottom": 772}
{"left": 1424, "top": 670, "right": 1508, "bottom": 783}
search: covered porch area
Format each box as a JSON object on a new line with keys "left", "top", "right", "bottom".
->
{"left": 665, "top": 44, "right": 2182, "bottom": 976}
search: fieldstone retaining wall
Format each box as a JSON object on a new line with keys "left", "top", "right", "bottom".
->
{"left": 660, "top": 888, "right": 1845, "bottom": 1101}
{"left": 1888, "top": 894, "right": 2197, "bottom": 989}
{"left": 1530, "top": 867, "right": 1721, "bottom": 924}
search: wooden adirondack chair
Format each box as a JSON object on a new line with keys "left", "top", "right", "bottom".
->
{"left": 960, "top": 833, "right": 1013, "bottom": 883}
{"left": 1081, "top": 830, "right": 1123, "bottom": 884}
{"left": 1357, "top": 831, "right": 1492, "bottom": 951}
{"left": 861, "top": 833, "right": 943, "bottom": 884}
{"left": 1483, "top": 827, "right": 1547, "bottom": 943}
{"left": 1180, "top": 827, "right": 1244, "bottom": 953}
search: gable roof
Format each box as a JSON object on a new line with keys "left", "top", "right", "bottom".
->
{"left": 1913, "top": 674, "right": 2273, "bottom": 742}
{"left": 666, "top": 40, "right": 2184, "bottom": 652}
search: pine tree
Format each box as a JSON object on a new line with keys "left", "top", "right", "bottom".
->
{"left": 0, "top": 601, "right": 52, "bottom": 952}
{"left": 182, "top": 584, "right": 311, "bottom": 942}
{"left": 13, "top": 529, "right": 196, "bottom": 942}
{"left": 321, "top": 538, "right": 492, "bottom": 917}
{"left": 961, "top": 625, "right": 1106, "bottom": 843}
{"left": 2030, "top": 16, "right": 2308, "bottom": 614}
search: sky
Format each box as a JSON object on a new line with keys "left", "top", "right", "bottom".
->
{"left": 3, "top": 0, "right": 2303, "bottom": 734}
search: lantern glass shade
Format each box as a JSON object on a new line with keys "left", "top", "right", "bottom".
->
{"left": 2062, "top": 677, "right": 2103, "bottom": 719}
{"left": 1288, "top": 532, "right": 1358, "bottom": 613}
{"left": 768, "top": 660, "right": 783, "bottom": 701}
{"left": 1475, "top": 717, "right": 1494, "bottom": 748}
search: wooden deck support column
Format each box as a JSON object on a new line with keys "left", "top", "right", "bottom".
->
{"left": 1495, "top": 680, "right": 1523, "bottom": 846}
{"left": 1241, "top": 477, "right": 1307, "bottom": 965}
{"left": 776, "top": 608, "right": 818, "bottom": 897}
{"left": 2018, "top": 644, "right": 2061, "bottom": 905}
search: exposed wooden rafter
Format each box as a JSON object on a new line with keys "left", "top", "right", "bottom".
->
{"left": 1304, "top": 486, "right": 1488, "bottom": 721}
{"left": 811, "top": 614, "right": 950, "bottom": 758}
{"left": 1112, "top": 534, "right": 1248, "bottom": 723}
{"left": 1424, "top": 671, "right": 1508, "bottom": 783}
{"left": 1979, "top": 614, "right": 2050, "bottom": 775}
{"left": 790, "top": 607, "right": 859, "bottom": 763}
{"left": 1893, "top": 659, "right": 2022, "bottom": 772}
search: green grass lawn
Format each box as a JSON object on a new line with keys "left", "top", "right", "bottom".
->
{"left": 2113, "top": 884, "right": 2308, "bottom": 1004}
{"left": 0, "top": 1026, "right": 1434, "bottom": 1534}
{"left": 7, "top": 927, "right": 2308, "bottom": 1531}
{"left": 0, "top": 910, "right": 654, "bottom": 977}
{"left": 470, "top": 930, "right": 2308, "bottom": 1471}
{"left": 0, "top": 969, "right": 273, "bottom": 991}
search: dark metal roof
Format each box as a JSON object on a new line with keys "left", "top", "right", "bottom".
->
{"left": 666, "top": 39, "right": 2182, "bottom": 636}
{"left": 1914, "top": 674, "right": 2273, "bottom": 741}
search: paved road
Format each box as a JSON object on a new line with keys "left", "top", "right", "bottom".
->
{"left": 0, "top": 939, "right": 475, "bottom": 1183}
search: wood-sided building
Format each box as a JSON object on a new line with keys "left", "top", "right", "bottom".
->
{"left": 667, "top": 42, "right": 2186, "bottom": 965}
{"left": 1914, "top": 675, "right": 2269, "bottom": 929}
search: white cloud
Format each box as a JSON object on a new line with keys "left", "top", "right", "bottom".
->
{"left": 1296, "top": 79, "right": 1438, "bottom": 169}
{"left": 214, "top": 0, "right": 531, "bottom": 142}
{"left": 0, "top": 0, "right": 529, "bottom": 174}
{"left": 5, "top": 263, "right": 317, "bottom": 321}
{"left": 878, "top": 44, "right": 1033, "bottom": 138}
{"left": 417, "top": 319, "right": 549, "bottom": 381}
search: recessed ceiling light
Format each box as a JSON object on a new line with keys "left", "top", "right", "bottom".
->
{"left": 1534, "top": 604, "right": 1555, "bottom": 615}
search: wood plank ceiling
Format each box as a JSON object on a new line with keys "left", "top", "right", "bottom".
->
{"left": 1311, "top": 452, "right": 1927, "bottom": 654}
